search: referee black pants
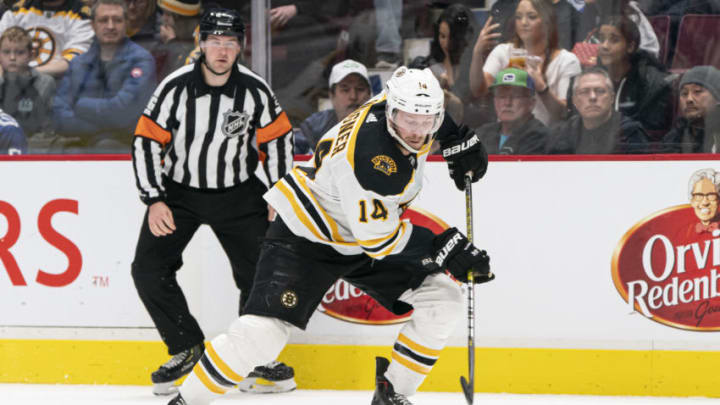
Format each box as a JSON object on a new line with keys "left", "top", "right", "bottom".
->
{"left": 131, "top": 177, "right": 268, "bottom": 355}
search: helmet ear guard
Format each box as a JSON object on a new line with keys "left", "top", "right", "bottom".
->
{"left": 385, "top": 67, "right": 445, "bottom": 154}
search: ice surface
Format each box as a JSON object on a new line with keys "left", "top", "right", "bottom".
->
{"left": 0, "top": 384, "right": 717, "bottom": 405}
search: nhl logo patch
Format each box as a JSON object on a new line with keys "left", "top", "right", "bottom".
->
{"left": 222, "top": 109, "right": 250, "bottom": 138}
{"left": 371, "top": 155, "right": 397, "bottom": 176}
{"left": 280, "top": 290, "right": 298, "bottom": 308}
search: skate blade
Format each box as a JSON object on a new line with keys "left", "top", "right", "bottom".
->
{"left": 153, "top": 381, "right": 179, "bottom": 396}
{"left": 237, "top": 377, "right": 297, "bottom": 394}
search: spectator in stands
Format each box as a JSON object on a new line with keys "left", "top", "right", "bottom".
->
{"left": 428, "top": 4, "right": 473, "bottom": 90}
{"left": 0, "top": 108, "right": 26, "bottom": 154}
{"left": 425, "top": 4, "right": 475, "bottom": 123}
{"left": 475, "top": 67, "right": 548, "bottom": 154}
{"left": 568, "top": 15, "right": 671, "bottom": 135}
{"left": 547, "top": 67, "right": 649, "bottom": 153}
{"left": 126, "top": 0, "right": 158, "bottom": 50}
{"left": 53, "top": 0, "right": 156, "bottom": 152}
{"left": 297, "top": 59, "right": 371, "bottom": 153}
{"left": 373, "top": 0, "right": 403, "bottom": 68}
{"left": 470, "top": 0, "right": 581, "bottom": 125}
{"left": 0, "top": 26, "right": 55, "bottom": 138}
{"left": 663, "top": 65, "right": 720, "bottom": 153}
{"left": 152, "top": 0, "right": 201, "bottom": 81}
{"left": 489, "top": 0, "right": 582, "bottom": 51}
{"left": 0, "top": 0, "right": 94, "bottom": 77}
{"left": 578, "top": 0, "right": 660, "bottom": 58}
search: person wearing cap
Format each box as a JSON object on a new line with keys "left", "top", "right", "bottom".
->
{"left": 152, "top": 0, "right": 201, "bottom": 81}
{"left": 546, "top": 67, "right": 649, "bottom": 154}
{"left": 663, "top": 65, "right": 720, "bottom": 153}
{"left": 475, "top": 67, "right": 548, "bottom": 154}
{"left": 130, "top": 8, "right": 296, "bottom": 396}
{"left": 297, "top": 59, "right": 371, "bottom": 153}
{"left": 53, "top": 0, "right": 156, "bottom": 152}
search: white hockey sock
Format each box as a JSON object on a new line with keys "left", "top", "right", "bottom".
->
{"left": 178, "top": 314, "right": 292, "bottom": 405}
{"left": 385, "top": 273, "right": 463, "bottom": 396}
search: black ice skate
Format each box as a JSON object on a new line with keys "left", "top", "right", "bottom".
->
{"left": 167, "top": 393, "right": 187, "bottom": 405}
{"left": 371, "top": 357, "right": 413, "bottom": 405}
{"left": 152, "top": 343, "right": 204, "bottom": 395}
{"left": 237, "top": 361, "right": 297, "bottom": 394}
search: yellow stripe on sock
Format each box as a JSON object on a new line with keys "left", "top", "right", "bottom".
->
{"left": 397, "top": 333, "right": 441, "bottom": 357}
{"left": 205, "top": 343, "right": 245, "bottom": 383}
{"left": 391, "top": 352, "right": 431, "bottom": 375}
{"left": 193, "top": 363, "right": 227, "bottom": 394}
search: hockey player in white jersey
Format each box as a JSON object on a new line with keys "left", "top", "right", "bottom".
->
{"left": 167, "top": 66, "right": 494, "bottom": 405}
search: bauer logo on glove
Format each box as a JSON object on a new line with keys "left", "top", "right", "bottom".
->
{"left": 420, "top": 227, "right": 493, "bottom": 284}
{"left": 440, "top": 125, "right": 489, "bottom": 190}
{"left": 442, "top": 133, "right": 480, "bottom": 159}
{"left": 434, "top": 232, "right": 464, "bottom": 266}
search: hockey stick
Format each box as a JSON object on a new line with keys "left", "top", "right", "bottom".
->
{"left": 459, "top": 173, "right": 475, "bottom": 405}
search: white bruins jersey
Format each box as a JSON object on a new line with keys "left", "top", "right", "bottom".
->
{"left": 0, "top": 0, "right": 94, "bottom": 67}
{"left": 265, "top": 94, "right": 432, "bottom": 259}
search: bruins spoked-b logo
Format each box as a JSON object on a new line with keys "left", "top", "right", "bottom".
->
{"left": 280, "top": 290, "right": 298, "bottom": 308}
{"left": 371, "top": 155, "right": 397, "bottom": 176}
{"left": 221, "top": 109, "right": 250, "bottom": 138}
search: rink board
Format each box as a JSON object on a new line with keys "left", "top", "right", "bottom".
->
{"left": 2, "top": 155, "right": 720, "bottom": 396}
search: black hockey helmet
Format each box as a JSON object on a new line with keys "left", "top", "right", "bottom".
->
{"left": 199, "top": 8, "right": 245, "bottom": 41}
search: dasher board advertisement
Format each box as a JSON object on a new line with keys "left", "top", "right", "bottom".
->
{"left": 2, "top": 157, "right": 720, "bottom": 351}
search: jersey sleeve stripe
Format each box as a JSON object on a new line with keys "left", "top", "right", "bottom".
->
{"left": 61, "top": 48, "right": 83, "bottom": 60}
{"left": 357, "top": 222, "right": 404, "bottom": 253}
{"left": 256, "top": 111, "right": 292, "bottom": 144}
{"left": 357, "top": 220, "right": 406, "bottom": 249}
{"left": 275, "top": 180, "right": 331, "bottom": 242}
{"left": 135, "top": 115, "right": 172, "bottom": 145}
{"left": 347, "top": 95, "right": 386, "bottom": 170}
{"left": 284, "top": 175, "right": 333, "bottom": 241}
{"left": 365, "top": 222, "right": 408, "bottom": 258}
{"left": 293, "top": 169, "right": 349, "bottom": 243}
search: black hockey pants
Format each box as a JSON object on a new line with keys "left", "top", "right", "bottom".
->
{"left": 131, "top": 177, "right": 268, "bottom": 355}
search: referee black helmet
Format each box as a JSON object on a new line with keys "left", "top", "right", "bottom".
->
{"left": 199, "top": 8, "right": 245, "bottom": 41}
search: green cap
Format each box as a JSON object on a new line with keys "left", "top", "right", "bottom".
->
{"left": 489, "top": 68, "right": 536, "bottom": 93}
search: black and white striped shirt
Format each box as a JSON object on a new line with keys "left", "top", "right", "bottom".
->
{"left": 132, "top": 60, "right": 293, "bottom": 204}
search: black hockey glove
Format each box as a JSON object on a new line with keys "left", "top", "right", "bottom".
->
{"left": 441, "top": 125, "right": 488, "bottom": 191}
{"left": 420, "top": 228, "right": 493, "bottom": 284}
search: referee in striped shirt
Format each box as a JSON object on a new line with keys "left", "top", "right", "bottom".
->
{"left": 130, "top": 8, "right": 295, "bottom": 393}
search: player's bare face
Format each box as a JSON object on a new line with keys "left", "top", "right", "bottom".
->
{"left": 203, "top": 35, "right": 241, "bottom": 74}
{"left": 393, "top": 110, "right": 435, "bottom": 152}
{"left": 691, "top": 178, "right": 719, "bottom": 224}
{"left": 331, "top": 74, "right": 371, "bottom": 121}
{"left": 92, "top": 4, "right": 126, "bottom": 45}
{"left": 0, "top": 40, "right": 30, "bottom": 73}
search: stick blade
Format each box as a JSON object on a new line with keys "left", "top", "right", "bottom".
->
{"left": 460, "top": 376, "right": 474, "bottom": 405}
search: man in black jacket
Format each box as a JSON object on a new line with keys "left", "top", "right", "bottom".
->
{"left": 475, "top": 67, "right": 549, "bottom": 155}
{"left": 547, "top": 67, "right": 649, "bottom": 154}
{"left": 663, "top": 65, "right": 720, "bottom": 153}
